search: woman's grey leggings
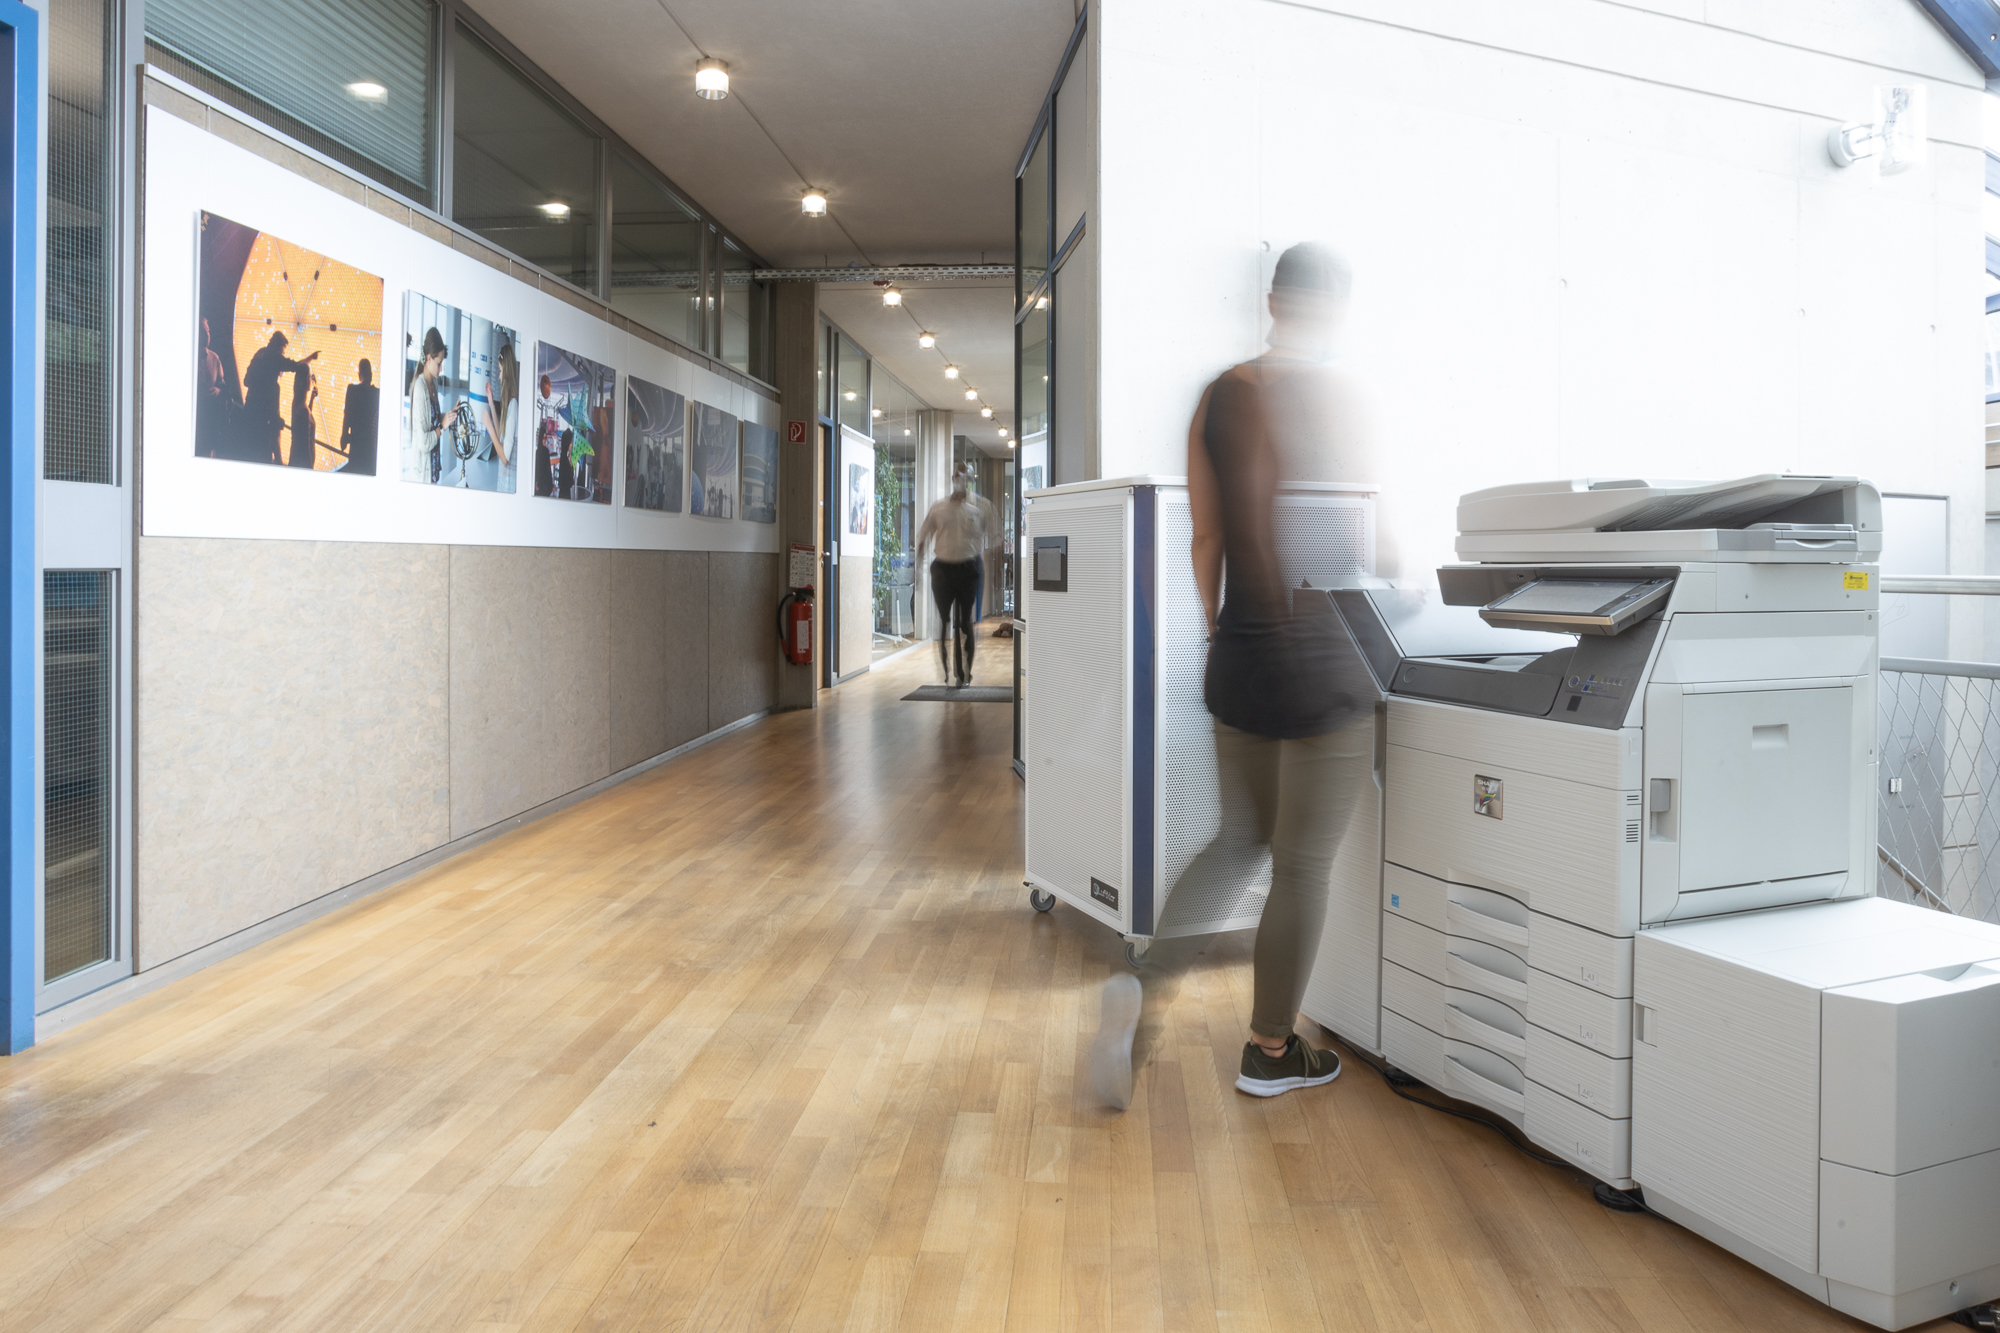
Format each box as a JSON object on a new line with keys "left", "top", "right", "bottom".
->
{"left": 1212, "top": 717, "right": 1374, "bottom": 1041}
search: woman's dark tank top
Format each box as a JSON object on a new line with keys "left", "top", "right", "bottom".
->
{"left": 1199, "top": 366, "right": 1361, "bottom": 739}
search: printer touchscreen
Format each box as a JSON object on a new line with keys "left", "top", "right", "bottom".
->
{"left": 1479, "top": 577, "right": 1673, "bottom": 636}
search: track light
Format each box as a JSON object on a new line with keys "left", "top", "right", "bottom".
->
{"left": 695, "top": 57, "right": 730, "bottom": 100}
{"left": 979, "top": 407, "right": 993, "bottom": 418}
{"left": 943, "top": 364, "right": 959, "bottom": 379}
{"left": 918, "top": 331, "right": 936, "bottom": 349}
{"left": 800, "top": 188, "right": 827, "bottom": 219}
{"left": 881, "top": 285, "right": 902, "bottom": 307}
{"left": 964, "top": 388, "right": 978, "bottom": 401}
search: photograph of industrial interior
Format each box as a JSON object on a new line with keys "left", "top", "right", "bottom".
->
{"left": 11, "top": 0, "right": 2000, "bottom": 1330}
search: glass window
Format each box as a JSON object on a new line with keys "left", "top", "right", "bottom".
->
{"left": 48, "top": 0, "right": 114, "bottom": 484}
{"left": 1017, "top": 302, "right": 1050, "bottom": 484}
{"left": 1019, "top": 128, "right": 1050, "bottom": 308}
{"left": 608, "top": 151, "right": 703, "bottom": 348}
{"left": 872, "top": 373, "right": 921, "bottom": 656}
{"left": 720, "top": 237, "right": 768, "bottom": 379}
{"left": 837, "top": 332, "right": 871, "bottom": 436}
{"left": 1985, "top": 304, "right": 2000, "bottom": 401}
{"left": 1053, "top": 45, "right": 1088, "bottom": 251}
{"left": 452, "top": 24, "right": 599, "bottom": 292}
{"left": 44, "top": 571, "right": 114, "bottom": 983}
{"left": 146, "top": 0, "right": 435, "bottom": 201}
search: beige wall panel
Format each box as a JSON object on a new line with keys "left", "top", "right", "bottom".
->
{"left": 710, "top": 553, "right": 778, "bottom": 727}
{"left": 450, "top": 545, "right": 611, "bottom": 839}
{"left": 136, "top": 536, "right": 451, "bottom": 968}
{"left": 607, "top": 549, "right": 710, "bottom": 772}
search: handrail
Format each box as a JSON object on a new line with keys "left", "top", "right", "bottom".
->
{"left": 1881, "top": 657, "right": 2000, "bottom": 680}
{"left": 1877, "top": 846, "right": 1955, "bottom": 914}
{"left": 1880, "top": 575, "right": 2000, "bottom": 595}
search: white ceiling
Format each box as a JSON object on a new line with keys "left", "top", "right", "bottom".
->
{"left": 471, "top": 0, "right": 1078, "bottom": 269}
{"left": 819, "top": 278, "right": 1016, "bottom": 428}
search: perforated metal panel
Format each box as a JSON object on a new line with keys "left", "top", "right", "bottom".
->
{"left": 1274, "top": 495, "right": 1371, "bottom": 586}
{"left": 45, "top": 572, "right": 114, "bottom": 983}
{"left": 1024, "top": 490, "right": 1129, "bottom": 930}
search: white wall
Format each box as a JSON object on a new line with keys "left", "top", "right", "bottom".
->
{"left": 1094, "top": 0, "right": 1987, "bottom": 588}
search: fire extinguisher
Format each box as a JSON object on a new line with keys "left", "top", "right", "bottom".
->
{"left": 778, "top": 588, "right": 814, "bottom": 665}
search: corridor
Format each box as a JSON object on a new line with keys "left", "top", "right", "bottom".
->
{"left": 0, "top": 639, "right": 1931, "bottom": 1331}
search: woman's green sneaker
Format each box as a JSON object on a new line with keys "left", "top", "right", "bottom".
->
{"left": 1235, "top": 1035, "right": 1341, "bottom": 1097}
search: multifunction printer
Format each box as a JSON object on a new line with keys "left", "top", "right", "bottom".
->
{"left": 1298, "top": 475, "right": 2000, "bottom": 1330}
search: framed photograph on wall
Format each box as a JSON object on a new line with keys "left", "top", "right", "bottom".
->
{"left": 741, "top": 421, "right": 777, "bottom": 523}
{"left": 624, "top": 375, "right": 685, "bottom": 513}
{"left": 401, "top": 292, "right": 520, "bottom": 492}
{"left": 847, "top": 461, "right": 871, "bottom": 537}
{"left": 195, "top": 211, "right": 383, "bottom": 474}
{"left": 690, "top": 401, "right": 738, "bottom": 519}
{"left": 533, "top": 342, "right": 615, "bottom": 503}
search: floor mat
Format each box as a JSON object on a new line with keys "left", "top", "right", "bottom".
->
{"left": 901, "top": 685, "right": 1014, "bottom": 702}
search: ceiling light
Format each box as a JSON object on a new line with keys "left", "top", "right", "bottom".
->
{"left": 539, "top": 201, "right": 570, "bottom": 218}
{"left": 943, "top": 364, "right": 959, "bottom": 379}
{"left": 964, "top": 388, "right": 978, "bottom": 401}
{"left": 881, "top": 285, "right": 902, "bottom": 307}
{"left": 998, "top": 427, "right": 1009, "bottom": 437}
{"left": 918, "top": 331, "right": 936, "bottom": 349}
{"left": 695, "top": 57, "right": 730, "bottom": 100}
{"left": 346, "top": 81, "right": 387, "bottom": 101}
{"left": 871, "top": 407, "right": 883, "bottom": 418}
{"left": 800, "top": 188, "right": 827, "bottom": 219}
{"left": 1008, "top": 439, "right": 1017, "bottom": 449}
{"left": 980, "top": 407, "right": 993, "bottom": 418}
{"left": 843, "top": 390, "right": 857, "bottom": 401}
{"left": 903, "top": 429, "right": 911, "bottom": 436}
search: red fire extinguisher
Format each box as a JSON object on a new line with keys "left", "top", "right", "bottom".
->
{"left": 778, "top": 588, "right": 814, "bottom": 665}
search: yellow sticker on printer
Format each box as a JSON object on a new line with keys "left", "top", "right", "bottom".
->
{"left": 1843, "top": 571, "right": 1869, "bottom": 590}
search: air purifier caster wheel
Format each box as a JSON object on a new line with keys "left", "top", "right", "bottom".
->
{"left": 1124, "top": 938, "right": 1149, "bottom": 969}
{"left": 1029, "top": 888, "right": 1056, "bottom": 913}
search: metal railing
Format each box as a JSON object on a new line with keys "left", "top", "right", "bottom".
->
{"left": 1876, "top": 574, "right": 2000, "bottom": 925}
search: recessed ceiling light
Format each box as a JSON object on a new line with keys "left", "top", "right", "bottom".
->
{"left": 881, "top": 285, "right": 902, "bottom": 307}
{"left": 695, "top": 57, "right": 730, "bottom": 100}
{"left": 801, "top": 188, "right": 827, "bottom": 219}
{"left": 964, "top": 388, "right": 978, "bottom": 401}
{"left": 980, "top": 407, "right": 993, "bottom": 418}
{"left": 539, "top": 201, "right": 570, "bottom": 218}
{"left": 943, "top": 365, "right": 959, "bottom": 379}
{"left": 346, "top": 81, "right": 387, "bottom": 100}
{"left": 918, "top": 331, "right": 936, "bottom": 349}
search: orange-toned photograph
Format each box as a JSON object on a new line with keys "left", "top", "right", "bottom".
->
{"left": 194, "top": 211, "right": 383, "bottom": 474}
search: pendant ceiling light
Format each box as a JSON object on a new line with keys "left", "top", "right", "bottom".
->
{"left": 800, "top": 188, "right": 827, "bottom": 219}
{"left": 943, "top": 365, "right": 959, "bottom": 379}
{"left": 917, "top": 331, "right": 936, "bottom": 349}
{"left": 881, "top": 285, "right": 902, "bottom": 307}
{"left": 695, "top": 57, "right": 730, "bottom": 100}
{"left": 964, "top": 388, "right": 978, "bottom": 401}
{"left": 979, "top": 407, "right": 993, "bottom": 418}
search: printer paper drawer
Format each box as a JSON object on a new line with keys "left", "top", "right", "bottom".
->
{"left": 1383, "top": 960, "right": 1445, "bottom": 1034}
{"left": 1529, "top": 912, "right": 1633, "bottom": 999}
{"left": 1385, "top": 962, "right": 1528, "bottom": 1064}
{"left": 1528, "top": 969, "right": 1632, "bottom": 1059}
{"left": 1383, "top": 912, "right": 1444, "bottom": 984}
{"left": 1527, "top": 1080, "right": 1631, "bottom": 1185}
{"left": 1528, "top": 1024, "right": 1632, "bottom": 1118}
{"left": 1381, "top": 1007, "right": 1445, "bottom": 1091}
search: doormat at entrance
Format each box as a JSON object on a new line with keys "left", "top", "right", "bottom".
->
{"left": 902, "top": 686, "right": 1014, "bottom": 702}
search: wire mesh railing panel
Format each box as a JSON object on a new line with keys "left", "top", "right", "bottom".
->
{"left": 1879, "top": 667, "right": 2000, "bottom": 925}
{"left": 45, "top": 571, "right": 114, "bottom": 983}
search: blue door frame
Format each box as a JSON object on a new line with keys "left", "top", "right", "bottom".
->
{"left": 0, "top": 0, "right": 38, "bottom": 1055}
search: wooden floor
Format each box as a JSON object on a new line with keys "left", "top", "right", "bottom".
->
{"left": 0, "top": 629, "right": 1938, "bottom": 1333}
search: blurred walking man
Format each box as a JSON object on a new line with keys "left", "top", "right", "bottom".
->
{"left": 916, "top": 464, "right": 1000, "bottom": 687}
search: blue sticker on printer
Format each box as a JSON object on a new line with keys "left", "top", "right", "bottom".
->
{"left": 1391, "top": 893, "right": 1401, "bottom": 908}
